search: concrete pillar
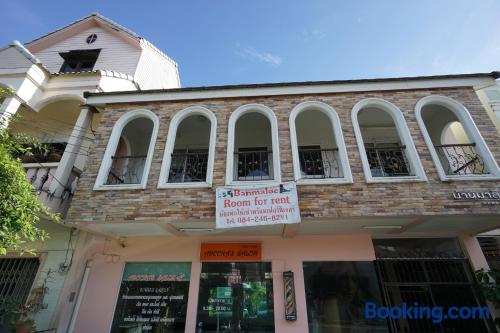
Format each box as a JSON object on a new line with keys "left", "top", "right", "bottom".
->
{"left": 460, "top": 235, "right": 500, "bottom": 326}
{"left": 0, "top": 96, "right": 22, "bottom": 128}
{"left": 49, "top": 105, "right": 94, "bottom": 197}
{"left": 460, "top": 234, "right": 490, "bottom": 272}
{"left": 185, "top": 261, "right": 201, "bottom": 333}
{"left": 491, "top": 101, "right": 500, "bottom": 126}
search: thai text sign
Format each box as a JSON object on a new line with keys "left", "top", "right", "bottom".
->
{"left": 216, "top": 182, "right": 301, "bottom": 229}
{"left": 200, "top": 243, "right": 261, "bottom": 261}
{"left": 110, "top": 262, "right": 191, "bottom": 333}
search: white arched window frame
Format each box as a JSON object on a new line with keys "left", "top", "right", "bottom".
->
{"left": 415, "top": 95, "right": 500, "bottom": 181}
{"left": 158, "top": 106, "right": 217, "bottom": 188}
{"left": 226, "top": 103, "right": 281, "bottom": 185}
{"left": 94, "top": 109, "right": 159, "bottom": 190}
{"left": 289, "top": 101, "right": 353, "bottom": 184}
{"left": 352, "top": 98, "right": 427, "bottom": 183}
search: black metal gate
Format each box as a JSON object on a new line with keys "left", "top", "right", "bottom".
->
{"left": 0, "top": 257, "right": 40, "bottom": 304}
{"left": 376, "top": 259, "right": 492, "bottom": 333}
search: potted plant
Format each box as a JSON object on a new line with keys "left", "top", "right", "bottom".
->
{"left": 0, "top": 270, "right": 52, "bottom": 333}
{"left": 11, "top": 313, "right": 35, "bottom": 333}
{"left": 0, "top": 297, "right": 20, "bottom": 333}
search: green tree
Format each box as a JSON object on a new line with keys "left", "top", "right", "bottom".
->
{"left": 0, "top": 87, "right": 59, "bottom": 255}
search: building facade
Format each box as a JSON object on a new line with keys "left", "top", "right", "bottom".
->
{"left": 0, "top": 13, "right": 179, "bottom": 332}
{"left": 56, "top": 73, "right": 500, "bottom": 333}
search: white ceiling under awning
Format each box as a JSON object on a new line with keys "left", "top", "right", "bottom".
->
{"left": 70, "top": 214, "right": 500, "bottom": 239}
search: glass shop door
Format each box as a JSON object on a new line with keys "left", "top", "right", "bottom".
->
{"left": 196, "top": 262, "right": 274, "bottom": 333}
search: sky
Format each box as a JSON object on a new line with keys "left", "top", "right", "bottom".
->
{"left": 1, "top": 0, "right": 499, "bottom": 87}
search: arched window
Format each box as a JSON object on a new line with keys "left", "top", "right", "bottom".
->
{"left": 226, "top": 104, "right": 281, "bottom": 184}
{"left": 94, "top": 109, "right": 159, "bottom": 189}
{"left": 158, "top": 106, "right": 217, "bottom": 188}
{"left": 289, "top": 101, "right": 352, "bottom": 184}
{"left": 352, "top": 98, "right": 426, "bottom": 182}
{"left": 415, "top": 95, "right": 500, "bottom": 180}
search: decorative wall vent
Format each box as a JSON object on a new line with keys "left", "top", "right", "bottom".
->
{"left": 86, "top": 33, "right": 98, "bottom": 44}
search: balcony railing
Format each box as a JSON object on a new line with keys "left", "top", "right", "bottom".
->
{"left": 25, "top": 164, "right": 59, "bottom": 193}
{"left": 235, "top": 150, "right": 272, "bottom": 181}
{"left": 106, "top": 155, "right": 146, "bottom": 185}
{"left": 298, "top": 147, "right": 342, "bottom": 179}
{"left": 365, "top": 144, "right": 413, "bottom": 177}
{"left": 168, "top": 151, "right": 209, "bottom": 183}
{"left": 24, "top": 163, "right": 80, "bottom": 217}
{"left": 434, "top": 143, "right": 487, "bottom": 175}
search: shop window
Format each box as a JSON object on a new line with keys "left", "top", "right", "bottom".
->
{"left": 110, "top": 262, "right": 191, "bottom": 333}
{"left": 196, "top": 262, "right": 274, "bottom": 332}
{"left": 158, "top": 106, "right": 217, "bottom": 188}
{"left": 289, "top": 101, "right": 352, "bottom": 184}
{"left": 303, "top": 261, "right": 388, "bottom": 333}
{"left": 94, "top": 109, "right": 159, "bottom": 190}
{"left": 352, "top": 98, "right": 426, "bottom": 182}
{"left": 226, "top": 104, "right": 281, "bottom": 184}
{"left": 415, "top": 95, "right": 500, "bottom": 180}
{"left": 373, "top": 239, "right": 492, "bottom": 332}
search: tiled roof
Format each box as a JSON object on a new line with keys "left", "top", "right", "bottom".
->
{"left": 51, "top": 69, "right": 140, "bottom": 88}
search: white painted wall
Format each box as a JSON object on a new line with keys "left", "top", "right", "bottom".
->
{"left": 98, "top": 74, "right": 138, "bottom": 92}
{"left": 235, "top": 113, "right": 272, "bottom": 149}
{"left": 475, "top": 84, "right": 500, "bottom": 132}
{"left": 173, "top": 115, "right": 211, "bottom": 149}
{"left": 421, "top": 105, "right": 464, "bottom": 145}
{"left": 10, "top": 101, "right": 81, "bottom": 142}
{"left": 358, "top": 108, "right": 400, "bottom": 143}
{"left": 295, "top": 109, "right": 337, "bottom": 148}
{"left": 14, "top": 223, "right": 78, "bottom": 331}
{"left": 31, "top": 26, "right": 141, "bottom": 76}
{"left": 134, "top": 42, "right": 180, "bottom": 89}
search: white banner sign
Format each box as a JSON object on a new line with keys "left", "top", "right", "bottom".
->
{"left": 216, "top": 182, "right": 301, "bottom": 229}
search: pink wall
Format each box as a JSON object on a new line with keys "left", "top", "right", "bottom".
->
{"left": 71, "top": 234, "right": 376, "bottom": 333}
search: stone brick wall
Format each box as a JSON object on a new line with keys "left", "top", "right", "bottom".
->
{"left": 68, "top": 87, "right": 500, "bottom": 224}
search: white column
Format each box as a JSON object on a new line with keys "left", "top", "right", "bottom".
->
{"left": 49, "top": 105, "right": 94, "bottom": 197}
{"left": 460, "top": 235, "right": 490, "bottom": 272}
{"left": 491, "top": 101, "right": 500, "bottom": 125}
{"left": 0, "top": 96, "right": 22, "bottom": 128}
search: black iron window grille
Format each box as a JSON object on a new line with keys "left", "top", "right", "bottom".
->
{"left": 168, "top": 149, "right": 209, "bottom": 183}
{"left": 0, "top": 258, "right": 40, "bottom": 304}
{"left": 478, "top": 236, "right": 500, "bottom": 273}
{"left": 298, "top": 145, "right": 341, "bottom": 179}
{"left": 365, "top": 143, "right": 413, "bottom": 177}
{"left": 478, "top": 237, "right": 500, "bottom": 259}
{"left": 106, "top": 155, "right": 146, "bottom": 185}
{"left": 235, "top": 147, "right": 271, "bottom": 181}
{"left": 434, "top": 143, "right": 487, "bottom": 175}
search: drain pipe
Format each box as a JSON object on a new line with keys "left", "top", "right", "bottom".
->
{"left": 66, "top": 260, "right": 93, "bottom": 333}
